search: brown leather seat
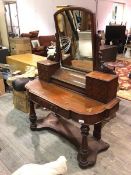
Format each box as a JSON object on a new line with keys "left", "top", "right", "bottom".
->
{"left": 21, "top": 31, "right": 56, "bottom": 56}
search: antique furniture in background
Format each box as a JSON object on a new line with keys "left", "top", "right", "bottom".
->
{"left": 97, "top": 30, "right": 118, "bottom": 63}
{"left": 105, "top": 25, "right": 126, "bottom": 53}
{"left": 100, "top": 45, "right": 117, "bottom": 62}
{"left": 26, "top": 6, "right": 120, "bottom": 168}
{"left": 33, "top": 35, "right": 56, "bottom": 56}
{"left": 21, "top": 31, "right": 56, "bottom": 56}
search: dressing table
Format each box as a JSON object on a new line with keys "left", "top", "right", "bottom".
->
{"left": 26, "top": 7, "right": 120, "bottom": 168}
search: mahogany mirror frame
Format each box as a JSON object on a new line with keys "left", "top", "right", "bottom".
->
{"left": 54, "top": 6, "right": 99, "bottom": 72}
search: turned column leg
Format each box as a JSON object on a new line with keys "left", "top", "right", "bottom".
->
{"left": 29, "top": 101, "right": 37, "bottom": 130}
{"left": 93, "top": 122, "right": 102, "bottom": 140}
{"left": 78, "top": 124, "right": 90, "bottom": 168}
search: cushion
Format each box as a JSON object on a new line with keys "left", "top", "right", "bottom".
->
{"left": 21, "top": 30, "right": 39, "bottom": 38}
{"left": 21, "top": 33, "right": 32, "bottom": 38}
{"left": 35, "top": 46, "right": 44, "bottom": 51}
{"left": 39, "top": 35, "right": 56, "bottom": 47}
{"left": 29, "top": 30, "right": 39, "bottom": 38}
{"left": 12, "top": 78, "right": 30, "bottom": 91}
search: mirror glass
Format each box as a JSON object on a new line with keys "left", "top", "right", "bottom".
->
{"left": 56, "top": 9, "right": 93, "bottom": 72}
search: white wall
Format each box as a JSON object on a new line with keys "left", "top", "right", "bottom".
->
{"left": 124, "top": 3, "right": 131, "bottom": 32}
{"left": 9, "top": 0, "right": 131, "bottom": 37}
{"left": 97, "top": 0, "right": 113, "bottom": 31}
{"left": 17, "top": 0, "right": 96, "bottom": 35}
{"left": 97, "top": 0, "right": 131, "bottom": 32}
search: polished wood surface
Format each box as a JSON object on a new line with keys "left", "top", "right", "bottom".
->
{"left": 52, "top": 68, "right": 86, "bottom": 88}
{"left": 26, "top": 6, "right": 120, "bottom": 169}
{"left": 26, "top": 77, "right": 119, "bottom": 168}
{"left": 86, "top": 71, "right": 118, "bottom": 81}
{"left": 86, "top": 71, "right": 118, "bottom": 103}
{"left": 37, "top": 60, "right": 119, "bottom": 103}
{"left": 26, "top": 79, "right": 119, "bottom": 123}
{"left": 7, "top": 53, "right": 46, "bottom": 73}
{"left": 26, "top": 79, "right": 105, "bottom": 116}
{"left": 72, "top": 60, "right": 93, "bottom": 72}
{"left": 37, "top": 60, "right": 60, "bottom": 82}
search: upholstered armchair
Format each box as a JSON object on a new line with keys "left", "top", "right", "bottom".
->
{"left": 35, "top": 35, "right": 56, "bottom": 56}
{"left": 21, "top": 31, "right": 56, "bottom": 57}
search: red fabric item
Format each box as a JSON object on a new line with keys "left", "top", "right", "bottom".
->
{"left": 113, "top": 60, "right": 131, "bottom": 90}
{"left": 38, "top": 35, "right": 56, "bottom": 47}
{"left": 104, "top": 60, "right": 131, "bottom": 90}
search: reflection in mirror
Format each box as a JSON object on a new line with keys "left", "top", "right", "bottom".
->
{"left": 56, "top": 9, "right": 93, "bottom": 72}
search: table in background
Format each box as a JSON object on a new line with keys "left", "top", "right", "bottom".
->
{"left": 100, "top": 45, "right": 117, "bottom": 62}
{"left": 7, "top": 53, "right": 46, "bottom": 73}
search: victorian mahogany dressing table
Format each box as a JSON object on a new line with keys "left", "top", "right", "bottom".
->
{"left": 26, "top": 7, "right": 119, "bottom": 168}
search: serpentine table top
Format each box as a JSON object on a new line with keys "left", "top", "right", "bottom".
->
{"left": 26, "top": 78, "right": 119, "bottom": 168}
{"left": 26, "top": 79, "right": 119, "bottom": 124}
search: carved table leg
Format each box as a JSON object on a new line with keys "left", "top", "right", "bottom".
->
{"left": 93, "top": 122, "right": 109, "bottom": 153}
{"left": 78, "top": 124, "right": 90, "bottom": 168}
{"left": 29, "top": 101, "right": 37, "bottom": 130}
{"left": 93, "top": 122, "right": 102, "bottom": 140}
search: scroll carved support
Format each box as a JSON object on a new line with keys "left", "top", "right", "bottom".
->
{"left": 78, "top": 124, "right": 90, "bottom": 168}
{"left": 29, "top": 101, "right": 37, "bottom": 130}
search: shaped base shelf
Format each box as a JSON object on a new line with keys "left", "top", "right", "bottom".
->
{"left": 30, "top": 113, "right": 109, "bottom": 168}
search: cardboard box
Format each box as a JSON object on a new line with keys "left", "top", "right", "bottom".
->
{"left": 13, "top": 90, "right": 29, "bottom": 113}
{"left": 9, "top": 37, "right": 32, "bottom": 55}
{"left": 0, "top": 74, "right": 5, "bottom": 96}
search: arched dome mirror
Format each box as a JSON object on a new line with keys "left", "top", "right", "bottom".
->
{"left": 54, "top": 6, "right": 99, "bottom": 72}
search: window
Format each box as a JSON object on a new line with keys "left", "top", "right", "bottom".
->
{"left": 112, "top": 2, "right": 125, "bottom": 25}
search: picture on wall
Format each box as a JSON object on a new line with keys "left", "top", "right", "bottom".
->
{"left": 31, "top": 40, "right": 40, "bottom": 48}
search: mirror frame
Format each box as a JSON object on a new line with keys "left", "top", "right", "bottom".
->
{"left": 54, "top": 6, "right": 99, "bottom": 72}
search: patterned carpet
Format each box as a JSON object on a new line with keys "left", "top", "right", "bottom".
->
{"left": 117, "top": 90, "right": 131, "bottom": 101}
{"left": 108, "top": 57, "right": 131, "bottom": 101}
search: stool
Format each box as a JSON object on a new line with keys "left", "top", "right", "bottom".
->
{"left": 13, "top": 90, "right": 29, "bottom": 113}
{"left": 12, "top": 78, "right": 30, "bottom": 113}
